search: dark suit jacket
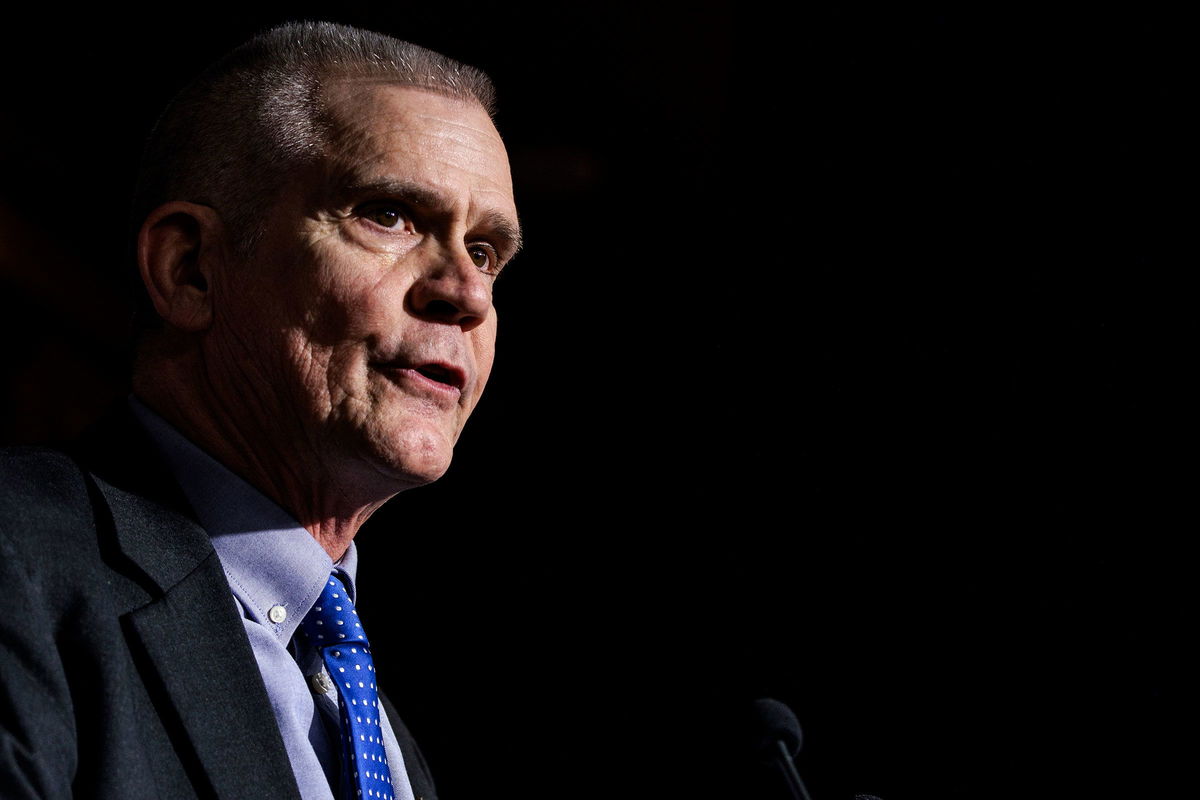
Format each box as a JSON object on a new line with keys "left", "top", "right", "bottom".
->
{"left": 0, "top": 411, "right": 438, "bottom": 799}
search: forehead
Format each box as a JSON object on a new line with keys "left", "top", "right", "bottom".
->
{"left": 319, "top": 81, "right": 517, "bottom": 219}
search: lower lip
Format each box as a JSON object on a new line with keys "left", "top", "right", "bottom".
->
{"left": 374, "top": 366, "right": 463, "bottom": 401}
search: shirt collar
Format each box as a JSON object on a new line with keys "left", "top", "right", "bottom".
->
{"left": 130, "top": 397, "right": 358, "bottom": 642}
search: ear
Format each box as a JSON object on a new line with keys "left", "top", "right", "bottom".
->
{"left": 137, "top": 201, "right": 228, "bottom": 333}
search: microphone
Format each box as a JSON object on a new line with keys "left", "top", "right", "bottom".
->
{"left": 748, "top": 698, "right": 814, "bottom": 800}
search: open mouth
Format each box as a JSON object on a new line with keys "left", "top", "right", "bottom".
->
{"left": 371, "top": 355, "right": 468, "bottom": 394}
{"left": 413, "top": 363, "right": 465, "bottom": 391}
{"left": 372, "top": 359, "right": 467, "bottom": 394}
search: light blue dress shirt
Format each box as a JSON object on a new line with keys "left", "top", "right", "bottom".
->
{"left": 132, "top": 399, "right": 414, "bottom": 800}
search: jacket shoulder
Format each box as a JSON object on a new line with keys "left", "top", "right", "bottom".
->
{"left": 0, "top": 446, "right": 99, "bottom": 556}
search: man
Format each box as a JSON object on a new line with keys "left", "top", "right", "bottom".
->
{"left": 0, "top": 21, "right": 519, "bottom": 800}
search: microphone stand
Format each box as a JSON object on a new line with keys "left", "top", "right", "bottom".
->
{"left": 775, "top": 738, "right": 814, "bottom": 800}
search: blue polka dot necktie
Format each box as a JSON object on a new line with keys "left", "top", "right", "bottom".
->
{"left": 301, "top": 572, "right": 395, "bottom": 800}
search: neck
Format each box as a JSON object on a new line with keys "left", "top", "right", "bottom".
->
{"left": 133, "top": 342, "right": 398, "bottom": 560}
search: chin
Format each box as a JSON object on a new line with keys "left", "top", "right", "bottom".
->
{"left": 361, "top": 424, "right": 457, "bottom": 490}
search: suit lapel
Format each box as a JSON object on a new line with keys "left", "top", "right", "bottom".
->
{"left": 78, "top": 410, "right": 302, "bottom": 800}
{"left": 123, "top": 545, "right": 300, "bottom": 800}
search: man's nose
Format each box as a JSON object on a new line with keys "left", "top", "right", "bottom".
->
{"left": 407, "top": 243, "right": 493, "bottom": 331}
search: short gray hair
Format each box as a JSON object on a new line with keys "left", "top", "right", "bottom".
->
{"left": 132, "top": 21, "right": 496, "bottom": 261}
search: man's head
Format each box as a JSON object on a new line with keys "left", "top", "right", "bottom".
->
{"left": 133, "top": 23, "right": 520, "bottom": 515}
{"left": 132, "top": 21, "right": 499, "bottom": 258}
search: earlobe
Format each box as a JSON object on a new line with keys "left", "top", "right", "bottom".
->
{"left": 137, "top": 201, "right": 226, "bottom": 333}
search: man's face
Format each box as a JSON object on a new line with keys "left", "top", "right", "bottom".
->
{"left": 212, "top": 83, "right": 519, "bottom": 493}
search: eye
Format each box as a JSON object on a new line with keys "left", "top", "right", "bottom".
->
{"left": 358, "top": 203, "right": 410, "bottom": 230}
{"left": 468, "top": 243, "right": 501, "bottom": 274}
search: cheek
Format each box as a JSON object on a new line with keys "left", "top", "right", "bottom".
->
{"left": 472, "top": 313, "right": 499, "bottom": 403}
{"left": 305, "top": 274, "right": 402, "bottom": 347}
{"left": 304, "top": 237, "right": 408, "bottom": 337}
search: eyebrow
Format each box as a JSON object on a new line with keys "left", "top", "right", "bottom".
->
{"left": 478, "top": 210, "right": 524, "bottom": 258}
{"left": 338, "top": 177, "right": 523, "bottom": 257}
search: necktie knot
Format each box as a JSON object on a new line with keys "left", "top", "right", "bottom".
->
{"left": 300, "top": 573, "right": 370, "bottom": 649}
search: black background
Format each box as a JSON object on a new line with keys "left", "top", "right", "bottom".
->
{"left": 1, "top": 6, "right": 1187, "bottom": 798}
